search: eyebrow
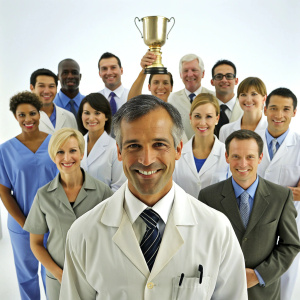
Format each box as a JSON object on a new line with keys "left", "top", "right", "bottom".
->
{"left": 16, "top": 109, "right": 37, "bottom": 113}
{"left": 123, "top": 138, "right": 171, "bottom": 146}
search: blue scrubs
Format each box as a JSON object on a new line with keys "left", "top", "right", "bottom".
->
{"left": 0, "top": 135, "right": 57, "bottom": 300}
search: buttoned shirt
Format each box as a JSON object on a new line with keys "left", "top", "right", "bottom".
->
{"left": 124, "top": 184, "right": 175, "bottom": 243}
{"left": 99, "top": 85, "right": 129, "bottom": 112}
{"left": 217, "top": 95, "right": 236, "bottom": 120}
{"left": 184, "top": 86, "right": 203, "bottom": 100}
{"left": 265, "top": 128, "right": 289, "bottom": 160}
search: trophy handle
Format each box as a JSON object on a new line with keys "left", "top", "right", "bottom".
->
{"left": 134, "top": 17, "right": 143, "bottom": 38}
{"left": 167, "top": 17, "right": 175, "bottom": 39}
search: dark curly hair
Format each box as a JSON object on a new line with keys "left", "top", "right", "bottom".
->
{"left": 10, "top": 91, "right": 42, "bottom": 115}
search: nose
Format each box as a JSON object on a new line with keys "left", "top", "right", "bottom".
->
{"left": 275, "top": 109, "right": 283, "bottom": 118}
{"left": 67, "top": 71, "right": 73, "bottom": 78}
{"left": 158, "top": 82, "right": 164, "bottom": 89}
{"left": 63, "top": 152, "right": 70, "bottom": 161}
{"left": 187, "top": 69, "right": 193, "bottom": 77}
{"left": 240, "top": 157, "right": 247, "bottom": 167}
{"left": 25, "top": 114, "right": 32, "bottom": 122}
{"left": 138, "top": 146, "right": 156, "bottom": 166}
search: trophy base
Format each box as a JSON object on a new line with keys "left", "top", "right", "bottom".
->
{"left": 144, "top": 67, "right": 168, "bottom": 75}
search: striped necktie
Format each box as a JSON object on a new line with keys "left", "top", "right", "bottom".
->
{"left": 140, "top": 209, "right": 162, "bottom": 271}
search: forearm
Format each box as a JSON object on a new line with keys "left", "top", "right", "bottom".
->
{"left": 127, "top": 70, "right": 147, "bottom": 100}
{"left": 0, "top": 185, "right": 26, "bottom": 227}
{"left": 30, "top": 235, "right": 63, "bottom": 283}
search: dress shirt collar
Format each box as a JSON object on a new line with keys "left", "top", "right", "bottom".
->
{"left": 217, "top": 95, "right": 236, "bottom": 112}
{"left": 232, "top": 176, "right": 259, "bottom": 199}
{"left": 56, "top": 89, "right": 83, "bottom": 109}
{"left": 265, "top": 128, "right": 289, "bottom": 147}
{"left": 184, "top": 86, "right": 203, "bottom": 98}
{"left": 124, "top": 183, "right": 175, "bottom": 225}
{"left": 103, "top": 84, "right": 125, "bottom": 99}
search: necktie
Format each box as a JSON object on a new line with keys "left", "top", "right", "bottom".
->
{"left": 140, "top": 209, "right": 162, "bottom": 271}
{"left": 271, "top": 138, "right": 278, "bottom": 159}
{"left": 240, "top": 191, "right": 250, "bottom": 228}
{"left": 109, "top": 92, "right": 117, "bottom": 116}
{"left": 69, "top": 99, "right": 77, "bottom": 116}
{"left": 214, "top": 104, "right": 229, "bottom": 138}
{"left": 189, "top": 93, "right": 196, "bottom": 104}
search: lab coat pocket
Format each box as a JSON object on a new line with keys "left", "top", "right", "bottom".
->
{"left": 278, "top": 165, "right": 300, "bottom": 187}
{"left": 172, "top": 276, "right": 211, "bottom": 300}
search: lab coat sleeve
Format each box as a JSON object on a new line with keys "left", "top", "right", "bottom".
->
{"left": 60, "top": 231, "right": 96, "bottom": 300}
{"left": 212, "top": 214, "right": 248, "bottom": 300}
{"left": 110, "top": 147, "right": 126, "bottom": 193}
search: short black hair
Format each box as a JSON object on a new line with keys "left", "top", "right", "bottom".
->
{"left": 30, "top": 68, "right": 58, "bottom": 87}
{"left": 212, "top": 59, "right": 236, "bottom": 78}
{"left": 58, "top": 58, "right": 80, "bottom": 73}
{"left": 266, "top": 87, "right": 297, "bottom": 109}
{"left": 148, "top": 72, "right": 174, "bottom": 87}
{"left": 98, "top": 52, "right": 122, "bottom": 70}
{"left": 10, "top": 91, "right": 42, "bottom": 115}
{"left": 225, "top": 129, "right": 263, "bottom": 156}
{"left": 77, "top": 93, "right": 112, "bottom": 135}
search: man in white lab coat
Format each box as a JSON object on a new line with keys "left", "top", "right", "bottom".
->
{"left": 257, "top": 87, "right": 300, "bottom": 300}
{"left": 60, "top": 95, "right": 247, "bottom": 300}
{"left": 30, "top": 68, "right": 77, "bottom": 134}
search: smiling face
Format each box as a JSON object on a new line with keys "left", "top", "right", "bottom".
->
{"left": 54, "top": 136, "right": 83, "bottom": 175}
{"left": 264, "top": 95, "right": 296, "bottom": 137}
{"left": 238, "top": 87, "right": 266, "bottom": 113}
{"left": 226, "top": 138, "right": 263, "bottom": 189}
{"left": 211, "top": 64, "right": 238, "bottom": 100}
{"left": 190, "top": 103, "right": 219, "bottom": 138}
{"left": 81, "top": 102, "right": 108, "bottom": 135}
{"left": 58, "top": 60, "right": 81, "bottom": 93}
{"left": 30, "top": 75, "right": 57, "bottom": 107}
{"left": 148, "top": 74, "right": 173, "bottom": 102}
{"left": 15, "top": 103, "right": 40, "bottom": 132}
{"left": 180, "top": 59, "right": 204, "bottom": 93}
{"left": 99, "top": 57, "right": 123, "bottom": 91}
{"left": 117, "top": 108, "right": 182, "bottom": 206}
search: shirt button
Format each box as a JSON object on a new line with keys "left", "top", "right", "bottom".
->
{"left": 243, "top": 238, "right": 248, "bottom": 242}
{"left": 147, "top": 282, "right": 154, "bottom": 289}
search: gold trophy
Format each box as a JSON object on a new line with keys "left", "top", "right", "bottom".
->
{"left": 134, "top": 16, "right": 175, "bottom": 74}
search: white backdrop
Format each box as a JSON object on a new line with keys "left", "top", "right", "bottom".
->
{"left": 0, "top": 0, "right": 299, "bottom": 142}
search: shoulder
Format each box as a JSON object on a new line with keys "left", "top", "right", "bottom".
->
{"left": 168, "top": 89, "right": 185, "bottom": 101}
{"left": 258, "top": 177, "right": 291, "bottom": 197}
{"left": 201, "top": 86, "right": 215, "bottom": 95}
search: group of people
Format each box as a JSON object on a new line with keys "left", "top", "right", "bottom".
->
{"left": 0, "top": 50, "right": 299, "bottom": 300}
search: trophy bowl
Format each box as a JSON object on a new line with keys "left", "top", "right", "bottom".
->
{"left": 135, "top": 16, "right": 175, "bottom": 74}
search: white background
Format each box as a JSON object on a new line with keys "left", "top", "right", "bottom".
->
{"left": 0, "top": 0, "right": 300, "bottom": 298}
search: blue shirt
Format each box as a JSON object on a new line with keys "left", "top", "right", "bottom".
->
{"left": 193, "top": 156, "right": 206, "bottom": 173}
{"left": 49, "top": 104, "right": 56, "bottom": 128}
{"left": 53, "top": 89, "right": 85, "bottom": 115}
{"left": 0, "top": 135, "right": 57, "bottom": 233}
{"left": 265, "top": 128, "right": 289, "bottom": 160}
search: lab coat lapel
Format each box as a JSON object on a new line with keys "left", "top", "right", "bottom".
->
{"left": 102, "top": 185, "right": 149, "bottom": 278}
{"left": 86, "top": 132, "right": 109, "bottom": 166}
{"left": 271, "top": 131, "right": 293, "bottom": 165}
{"left": 40, "top": 111, "right": 54, "bottom": 132}
{"left": 149, "top": 184, "right": 195, "bottom": 281}
{"left": 182, "top": 138, "right": 199, "bottom": 178}
{"left": 55, "top": 105, "right": 66, "bottom": 129}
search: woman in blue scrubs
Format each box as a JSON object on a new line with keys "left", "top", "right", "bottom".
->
{"left": 0, "top": 91, "right": 57, "bottom": 300}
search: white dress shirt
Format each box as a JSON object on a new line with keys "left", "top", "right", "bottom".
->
{"left": 217, "top": 95, "right": 236, "bottom": 120}
{"left": 99, "top": 84, "right": 129, "bottom": 111}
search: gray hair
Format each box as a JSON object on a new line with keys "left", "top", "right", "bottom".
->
{"left": 179, "top": 54, "right": 205, "bottom": 74}
{"left": 113, "top": 95, "right": 184, "bottom": 150}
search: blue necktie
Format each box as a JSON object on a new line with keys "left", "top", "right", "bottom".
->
{"left": 140, "top": 209, "right": 162, "bottom": 271}
{"left": 69, "top": 99, "right": 77, "bottom": 116}
{"left": 109, "top": 92, "right": 117, "bottom": 116}
{"left": 240, "top": 191, "right": 250, "bottom": 228}
{"left": 189, "top": 93, "right": 196, "bottom": 103}
{"left": 271, "top": 138, "right": 278, "bottom": 160}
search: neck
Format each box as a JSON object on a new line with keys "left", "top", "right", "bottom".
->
{"left": 241, "top": 111, "right": 262, "bottom": 128}
{"left": 61, "top": 88, "right": 79, "bottom": 99}
{"left": 267, "top": 128, "right": 288, "bottom": 138}
{"left": 88, "top": 129, "right": 104, "bottom": 143}
{"left": 60, "top": 168, "right": 83, "bottom": 188}
{"left": 106, "top": 82, "right": 121, "bottom": 91}
{"left": 192, "top": 134, "right": 215, "bottom": 156}
{"left": 20, "top": 128, "right": 41, "bottom": 141}
{"left": 41, "top": 103, "right": 54, "bottom": 117}
{"left": 216, "top": 92, "right": 234, "bottom": 103}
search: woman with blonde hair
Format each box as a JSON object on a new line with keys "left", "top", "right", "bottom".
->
{"left": 173, "top": 93, "right": 229, "bottom": 198}
{"left": 24, "top": 128, "right": 113, "bottom": 300}
{"left": 219, "top": 77, "right": 267, "bottom": 143}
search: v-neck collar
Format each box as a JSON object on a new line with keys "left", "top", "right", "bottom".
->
{"left": 13, "top": 134, "right": 50, "bottom": 154}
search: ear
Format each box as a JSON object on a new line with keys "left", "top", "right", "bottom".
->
{"left": 258, "top": 152, "right": 263, "bottom": 164}
{"left": 225, "top": 151, "right": 230, "bottom": 164}
{"left": 79, "top": 73, "right": 82, "bottom": 81}
{"left": 57, "top": 74, "right": 60, "bottom": 81}
{"left": 216, "top": 113, "right": 220, "bottom": 123}
{"left": 293, "top": 108, "right": 297, "bottom": 117}
{"left": 148, "top": 84, "right": 151, "bottom": 92}
{"left": 175, "top": 140, "right": 183, "bottom": 161}
{"left": 116, "top": 143, "right": 122, "bottom": 161}
{"left": 30, "top": 84, "right": 34, "bottom": 92}
{"left": 120, "top": 67, "right": 123, "bottom": 75}
{"left": 211, "top": 79, "right": 215, "bottom": 86}
{"left": 202, "top": 70, "right": 205, "bottom": 79}
{"left": 234, "top": 77, "right": 239, "bottom": 85}
{"left": 264, "top": 105, "right": 267, "bottom": 116}
{"left": 189, "top": 114, "right": 192, "bottom": 121}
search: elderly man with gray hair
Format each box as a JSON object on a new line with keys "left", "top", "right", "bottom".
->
{"left": 168, "top": 54, "right": 215, "bottom": 140}
{"left": 60, "top": 95, "right": 247, "bottom": 300}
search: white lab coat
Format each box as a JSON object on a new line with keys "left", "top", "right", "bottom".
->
{"left": 39, "top": 104, "right": 77, "bottom": 134}
{"left": 81, "top": 131, "right": 126, "bottom": 192}
{"left": 258, "top": 130, "right": 300, "bottom": 300}
{"left": 219, "top": 114, "right": 268, "bottom": 143}
{"left": 173, "top": 136, "right": 229, "bottom": 198}
{"left": 60, "top": 182, "right": 247, "bottom": 300}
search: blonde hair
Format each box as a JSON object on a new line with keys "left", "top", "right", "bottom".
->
{"left": 190, "top": 93, "right": 220, "bottom": 116}
{"left": 48, "top": 128, "right": 85, "bottom": 161}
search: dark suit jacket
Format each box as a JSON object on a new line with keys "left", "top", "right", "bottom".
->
{"left": 199, "top": 176, "right": 300, "bottom": 300}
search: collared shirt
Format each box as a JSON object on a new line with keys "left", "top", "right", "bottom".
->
{"left": 124, "top": 184, "right": 175, "bottom": 243}
{"left": 232, "top": 176, "right": 265, "bottom": 286}
{"left": 99, "top": 84, "right": 129, "bottom": 112}
{"left": 184, "top": 86, "right": 203, "bottom": 100}
{"left": 265, "top": 128, "right": 289, "bottom": 160}
{"left": 53, "top": 89, "right": 85, "bottom": 115}
{"left": 217, "top": 95, "right": 236, "bottom": 120}
{"left": 49, "top": 104, "right": 56, "bottom": 128}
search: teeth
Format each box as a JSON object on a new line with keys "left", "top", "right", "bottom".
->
{"left": 62, "top": 163, "right": 73, "bottom": 167}
{"left": 88, "top": 123, "right": 98, "bottom": 125}
{"left": 138, "top": 170, "right": 157, "bottom": 175}
{"left": 25, "top": 124, "right": 34, "bottom": 127}
{"left": 237, "top": 169, "right": 248, "bottom": 173}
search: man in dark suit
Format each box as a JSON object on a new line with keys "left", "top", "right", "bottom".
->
{"left": 199, "top": 129, "right": 300, "bottom": 300}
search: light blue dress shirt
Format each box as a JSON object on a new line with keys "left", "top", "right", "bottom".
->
{"left": 49, "top": 104, "right": 56, "bottom": 128}
{"left": 265, "top": 128, "right": 289, "bottom": 160}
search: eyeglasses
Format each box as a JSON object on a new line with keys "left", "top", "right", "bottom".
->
{"left": 213, "top": 73, "right": 236, "bottom": 81}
